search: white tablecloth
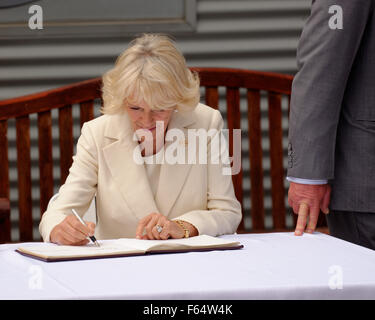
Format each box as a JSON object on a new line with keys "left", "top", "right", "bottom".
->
{"left": 1, "top": 232, "right": 375, "bottom": 299}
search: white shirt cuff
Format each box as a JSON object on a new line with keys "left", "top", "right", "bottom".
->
{"left": 286, "top": 176, "right": 328, "bottom": 185}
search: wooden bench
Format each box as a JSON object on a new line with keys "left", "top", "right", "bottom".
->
{"left": 0, "top": 67, "right": 328, "bottom": 243}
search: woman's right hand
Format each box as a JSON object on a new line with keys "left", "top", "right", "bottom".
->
{"left": 49, "top": 215, "right": 96, "bottom": 245}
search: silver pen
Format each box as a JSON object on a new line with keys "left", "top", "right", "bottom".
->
{"left": 71, "top": 209, "right": 100, "bottom": 247}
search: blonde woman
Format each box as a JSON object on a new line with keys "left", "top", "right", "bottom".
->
{"left": 39, "top": 34, "right": 241, "bottom": 245}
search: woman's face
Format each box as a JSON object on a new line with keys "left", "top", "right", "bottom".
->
{"left": 125, "top": 99, "right": 175, "bottom": 150}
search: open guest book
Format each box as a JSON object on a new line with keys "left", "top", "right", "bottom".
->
{"left": 15, "top": 235, "right": 243, "bottom": 262}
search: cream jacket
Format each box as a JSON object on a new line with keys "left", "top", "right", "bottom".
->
{"left": 39, "top": 103, "right": 242, "bottom": 241}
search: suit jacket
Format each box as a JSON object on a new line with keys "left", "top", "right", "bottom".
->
{"left": 287, "top": 0, "right": 375, "bottom": 212}
{"left": 39, "top": 103, "right": 242, "bottom": 241}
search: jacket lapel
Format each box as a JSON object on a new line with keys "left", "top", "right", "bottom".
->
{"left": 155, "top": 110, "right": 196, "bottom": 217}
{"left": 102, "top": 112, "right": 159, "bottom": 221}
{"left": 102, "top": 109, "right": 196, "bottom": 220}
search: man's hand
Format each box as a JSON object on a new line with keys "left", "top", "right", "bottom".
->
{"left": 288, "top": 182, "right": 331, "bottom": 236}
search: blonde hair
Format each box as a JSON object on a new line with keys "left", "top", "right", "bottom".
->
{"left": 101, "top": 33, "right": 200, "bottom": 114}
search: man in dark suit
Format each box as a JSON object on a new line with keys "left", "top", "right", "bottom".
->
{"left": 287, "top": 0, "right": 375, "bottom": 249}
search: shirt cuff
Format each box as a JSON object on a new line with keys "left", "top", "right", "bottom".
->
{"left": 286, "top": 176, "right": 328, "bottom": 185}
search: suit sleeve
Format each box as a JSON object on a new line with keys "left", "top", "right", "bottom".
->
{"left": 39, "top": 123, "right": 98, "bottom": 242}
{"left": 171, "top": 110, "right": 242, "bottom": 236}
{"left": 287, "top": 0, "right": 373, "bottom": 179}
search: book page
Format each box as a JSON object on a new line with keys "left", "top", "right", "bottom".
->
{"left": 117, "top": 235, "right": 241, "bottom": 252}
{"left": 17, "top": 240, "right": 144, "bottom": 259}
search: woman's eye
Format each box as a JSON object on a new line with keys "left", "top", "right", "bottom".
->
{"left": 130, "top": 107, "right": 141, "bottom": 111}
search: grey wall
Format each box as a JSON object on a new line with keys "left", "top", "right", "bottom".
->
{"left": 0, "top": 0, "right": 311, "bottom": 241}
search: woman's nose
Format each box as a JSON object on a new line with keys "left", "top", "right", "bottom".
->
{"left": 142, "top": 111, "right": 154, "bottom": 127}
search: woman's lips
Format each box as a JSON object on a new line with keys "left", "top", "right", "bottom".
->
{"left": 143, "top": 126, "right": 156, "bottom": 131}
{"left": 136, "top": 126, "right": 156, "bottom": 133}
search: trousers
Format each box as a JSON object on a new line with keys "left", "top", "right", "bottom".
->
{"left": 326, "top": 210, "right": 375, "bottom": 251}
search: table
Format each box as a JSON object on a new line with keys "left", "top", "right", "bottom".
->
{"left": 1, "top": 232, "right": 375, "bottom": 299}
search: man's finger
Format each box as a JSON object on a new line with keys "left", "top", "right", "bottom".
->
{"left": 306, "top": 205, "right": 320, "bottom": 233}
{"left": 292, "top": 203, "right": 299, "bottom": 215}
{"left": 321, "top": 185, "right": 331, "bottom": 214}
{"left": 295, "top": 202, "right": 309, "bottom": 236}
{"left": 287, "top": 195, "right": 293, "bottom": 209}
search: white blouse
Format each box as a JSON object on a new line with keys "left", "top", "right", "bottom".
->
{"left": 143, "top": 147, "right": 164, "bottom": 198}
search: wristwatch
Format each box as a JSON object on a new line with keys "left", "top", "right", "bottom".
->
{"left": 174, "top": 220, "right": 189, "bottom": 238}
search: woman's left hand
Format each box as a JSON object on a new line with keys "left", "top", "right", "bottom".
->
{"left": 135, "top": 212, "right": 185, "bottom": 240}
